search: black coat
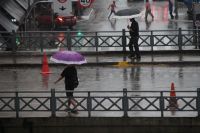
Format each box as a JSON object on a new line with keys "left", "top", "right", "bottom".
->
{"left": 61, "top": 66, "right": 78, "bottom": 89}
{"left": 129, "top": 20, "right": 139, "bottom": 37}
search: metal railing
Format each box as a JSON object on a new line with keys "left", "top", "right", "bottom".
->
{"left": 0, "top": 28, "right": 200, "bottom": 52}
{"left": 0, "top": 88, "right": 200, "bottom": 118}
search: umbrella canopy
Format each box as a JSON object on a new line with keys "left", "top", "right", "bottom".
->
{"left": 113, "top": 8, "right": 141, "bottom": 19}
{"left": 50, "top": 51, "right": 87, "bottom": 65}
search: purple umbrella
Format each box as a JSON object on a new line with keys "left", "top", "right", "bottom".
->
{"left": 50, "top": 51, "right": 87, "bottom": 65}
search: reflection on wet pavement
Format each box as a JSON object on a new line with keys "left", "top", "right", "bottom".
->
{"left": 76, "top": 1, "right": 193, "bottom": 31}
{"left": 0, "top": 65, "right": 200, "bottom": 92}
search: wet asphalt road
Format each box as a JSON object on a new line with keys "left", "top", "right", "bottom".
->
{"left": 0, "top": 65, "right": 200, "bottom": 92}
{"left": 75, "top": 0, "right": 193, "bottom": 31}
{"left": 1, "top": 65, "right": 200, "bottom": 117}
{"left": 0, "top": 1, "right": 199, "bottom": 117}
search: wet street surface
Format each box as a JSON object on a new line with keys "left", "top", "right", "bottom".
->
{"left": 0, "top": 0, "right": 199, "bottom": 118}
{"left": 0, "top": 65, "right": 200, "bottom": 92}
{"left": 1, "top": 65, "right": 200, "bottom": 117}
{"left": 75, "top": 1, "right": 193, "bottom": 31}
{"left": 1, "top": 53, "right": 200, "bottom": 65}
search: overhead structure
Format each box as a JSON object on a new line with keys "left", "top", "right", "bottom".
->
{"left": 0, "top": 11, "right": 18, "bottom": 32}
{"left": 0, "top": 0, "right": 34, "bottom": 32}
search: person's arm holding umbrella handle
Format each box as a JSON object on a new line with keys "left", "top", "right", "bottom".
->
{"left": 127, "top": 25, "right": 134, "bottom": 32}
{"left": 54, "top": 76, "right": 63, "bottom": 84}
{"left": 127, "top": 25, "right": 132, "bottom": 31}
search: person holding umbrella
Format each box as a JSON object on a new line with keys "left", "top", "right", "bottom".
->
{"left": 54, "top": 65, "right": 79, "bottom": 113}
{"left": 127, "top": 18, "right": 141, "bottom": 59}
{"left": 51, "top": 51, "right": 87, "bottom": 114}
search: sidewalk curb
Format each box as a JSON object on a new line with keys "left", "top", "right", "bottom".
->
{"left": 0, "top": 50, "right": 200, "bottom": 56}
{"left": 1, "top": 61, "right": 200, "bottom": 67}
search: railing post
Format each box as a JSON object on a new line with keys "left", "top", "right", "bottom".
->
{"left": 95, "top": 32, "right": 99, "bottom": 52}
{"left": 193, "top": 29, "right": 198, "bottom": 49}
{"left": 40, "top": 32, "right": 43, "bottom": 52}
{"left": 67, "top": 30, "right": 72, "bottom": 50}
{"left": 122, "top": 88, "right": 128, "bottom": 117}
{"left": 197, "top": 88, "right": 200, "bottom": 117}
{"left": 87, "top": 91, "right": 92, "bottom": 117}
{"left": 11, "top": 30, "right": 17, "bottom": 52}
{"left": 198, "top": 28, "right": 200, "bottom": 49}
{"left": 50, "top": 88, "right": 56, "bottom": 117}
{"left": 122, "top": 29, "right": 127, "bottom": 53}
{"left": 178, "top": 28, "right": 182, "bottom": 51}
{"left": 160, "top": 91, "right": 164, "bottom": 117}
{"left": 15, "top": 91, "right": 19, "bottom": 118}
{"left": 150, "top": 31, "right": 154, "bottom": 52}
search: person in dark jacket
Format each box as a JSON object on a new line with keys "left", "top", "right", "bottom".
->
{"left": 127, "top": 18, "right": 141, "bottom": 59}
{"left": 168, "top": 0, "right": 174, "bottom": 19}
{"left": 54, "top": 65, "right": 79, "bottom": 113}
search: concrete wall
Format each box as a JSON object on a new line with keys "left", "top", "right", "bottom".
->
{"left": 1, "top": 117, "right": 200, "bottom": 133}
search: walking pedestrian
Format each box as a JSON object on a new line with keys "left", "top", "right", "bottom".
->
{"left": 127, "top": 18, "right": 141, "bottom": 59}
{"left": 108, "top": 0, "right": 117, "bottom": 19}
{"left": 168, "top": 0, "right": 174, "bottom": 19}
{"left": 54, "top": 65, "right": 79, "bottom": 113}
{"left": 145, "top": 0, "right": 154, "bottom": 21}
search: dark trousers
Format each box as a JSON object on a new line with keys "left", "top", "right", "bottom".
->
{"left": 65, "top": 86, "right": 75, "bottom": 107}
{"left": 145, "top": 9, "right": 154, "bottom": 20}
{"left": 169, "top": 9, "right": 174, "bottom": 19}
{"left": 128, "top": 36, "right": 140, "bottom": 57}
{"left": 65, "top": 86, "right": 74, "bottom": 97}
{"left": 169, "top": 3, "right": 174, "bottom": 19}
{"left": 108, "top": 10, "right": 116, "bottom": 18}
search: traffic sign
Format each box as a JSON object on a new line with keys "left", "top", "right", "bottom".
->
{"left": 79, "top": 0, "right": 92, "bottom": 8}
{"left": 53, "top": 0, "right": 72, "bottom": 16}
{"left": 57, "top": 0, "right": 67, "bottom": 3}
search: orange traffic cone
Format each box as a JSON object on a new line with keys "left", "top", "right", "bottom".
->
{"left": 169, "top": 82, "right": 178, "bottom": 109}
{"left": 170, "top": 82, "right": 176, "bottom": 97}
{"left": 41, "top": 52, "right": 51, "bottom": 74}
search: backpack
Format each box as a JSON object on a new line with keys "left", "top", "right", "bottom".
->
{"left": 73, "top": 78, "right": 79, "bottom": 88}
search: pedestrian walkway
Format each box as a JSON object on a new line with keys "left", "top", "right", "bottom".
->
{"left": 0, "top": 50, "right": 200, "bottom": 67}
